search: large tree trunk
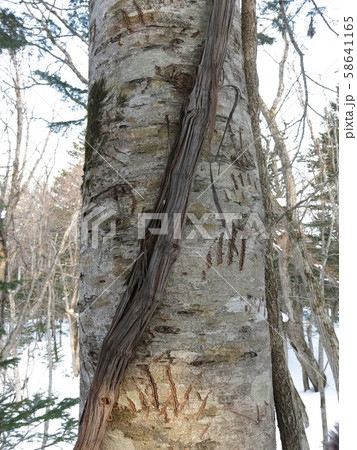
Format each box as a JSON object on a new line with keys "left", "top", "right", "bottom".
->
{"left": 77, "top": 1, "right": 275, "bottom": 448}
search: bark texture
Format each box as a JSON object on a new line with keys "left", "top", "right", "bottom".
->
{"left": 241, "top": 1, "right": 309, "bottom": 448}
{"left": 78, "top": 0, "right": 275, "bottom": 448}
{"left": 0, "top": 223, "right": 7, "bottom": 334}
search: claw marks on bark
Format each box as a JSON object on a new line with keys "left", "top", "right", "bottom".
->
{"left": 179, "top": 385, "right": 193, "bottom": 413}
{"left": 199, "top": 423, "right": 211, "bottom": 439}
{"left": 206, "top": 229, "right": 240, "bottom": 269}
{"left": 206, "top": 250, "right": 212, "bottom": 269}
{"left": 134, "top": 362, "right": 184, "bottom": 422}
{"left": 133, "top": 1, "right": 145, "bottom": 24}
{"left": 166, "top": 365, "right": 179, "bottom": 416}
{"left": 140, "top": 364, "right": 160, "bottom": 410}
{"left": 239, "top": 238, "right": 246, "bottom": 271}
{"left": 227, "top": 125, "right": 256, "bottom": 172}
{"left": 133, "top": 377, "right": 150, "bottom": 415}
{"left": 119, "top": 1, "right": 195, "bottom": 38}
{"left": 119, "top": 1, "right": 148, "bottom": 34}
{"left": 153, "top": 350, "right": 168, "bottom": 363}
{"left": 127, "top": 396, "right": 137, "bottom": 414}
{"left": 130, "top": 361, "right": 211, "bottom": 440}
{"left": 216, "top": 232, "right": 224, "bottom": 265}
{"left": 159, "top": 393, "right": 173, "bottom": 423}
{"left": 229, "top": 404, "right": 261, "bottom": 425}
{"left": 194, "top": 390, "right": 211, "bottom": 421}
{"left": 228, "top": 226, "right": 238, "bottom": 265}
{"left": 231, "top": 173, "right": 239, "bottom": 190}
{"left": 120, "top": 9, "right": 133, "bottom": 33}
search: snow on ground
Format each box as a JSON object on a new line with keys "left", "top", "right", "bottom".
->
{"left": 277, "top": 324, "right": 339, "bottom": 449}
{"left": 14, "top": 323, "right": 79, "bottom": 449}
{"left": 8, "top": 321, "right": 338, "bottom": 449}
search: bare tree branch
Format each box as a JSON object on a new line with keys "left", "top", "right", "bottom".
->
{"left": 309, "top": 0, "right": 338, "bottom": 36}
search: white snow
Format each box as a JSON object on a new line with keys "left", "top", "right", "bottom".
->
{"left": 281, "top": 312, "right": 289, "bottom": 323}
{"left": 7, "top": 323, "right": 80, "bottom": 449}
{"left": 276, "top": 325, "right": 339, "bottom": 449}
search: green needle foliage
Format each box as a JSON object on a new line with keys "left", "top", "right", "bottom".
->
{"left": 0, "top": 281, "right": 79, "bottom": 448}
{"left": 0, "top": 9, "right": 27, "bottom": 53}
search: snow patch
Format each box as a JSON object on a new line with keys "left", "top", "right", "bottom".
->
{"left": 281, "top": 312, "right": 289, "bottom": 322}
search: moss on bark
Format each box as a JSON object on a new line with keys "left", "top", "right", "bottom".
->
{"left": 84, "top": 77, "right": 108, "bottom": 171}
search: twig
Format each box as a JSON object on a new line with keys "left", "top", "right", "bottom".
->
{"left": 309, "top": 0, "right": 338, "bottom": 36}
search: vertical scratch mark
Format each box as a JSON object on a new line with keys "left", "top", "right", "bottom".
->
{"left": 159, "top": 393, "right": 173, "bottom": 423}
{"left": 179, "top": 385, "right": 192, "bottom": 412}
{"left": 227, "top": 226, "right": 237, "bottom": 265}
{"left": 217, "top": 232, "right": 224, "bottom": 265}
{"left": 127, "top": 396, "right": 137, "bottom": 414}
{"left": 256, "top": 404, "right": 261, "bottom": 423}
{"left": 231, "top": 173, "right": 239, "bottom": 190}
{"left": 206, "top": 250, "right": 212, "bottom": 269}
{"left": 133, "top": 378, "right": 149, "bottom": 414}
{"left": 224, "top": 189, "right": 229, "bottom": 202}
{"left": 141, "top": 365, "right": 160, "bottom": 410}
{"left": 195, "top": 391, "right": 210, "bottom": 421}
{"left": 239, "top": 128, "right": 243, "bottom": 150}
{"left": 133, "top": 0, "right": 145, "bottom": 24}
{"left": 121, "top": 9, "right": 132, "bottom": 32}
{"left": 166, "top": 365, "right": 179, "bottom": 416}
{"left": 239, "top": 239, "right": 246, "bottom": 271}
{"left": 165, "top": 114, "right": 171, "bottom": 159}
{"left": 199, "top": 423, "right": 211, "bottom": 439}
{"left": 130, "top": 190, "right": 137, "bottom": 215}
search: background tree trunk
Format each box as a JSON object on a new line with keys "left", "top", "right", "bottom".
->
{"left": 78, "top": 1, "right": 275, "bottom": 448}
{"left": 241, "top": 1, "right": 309, "bottom": 448}
{"left": 277, "top": 233, "right": 320, "bottom": 392}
